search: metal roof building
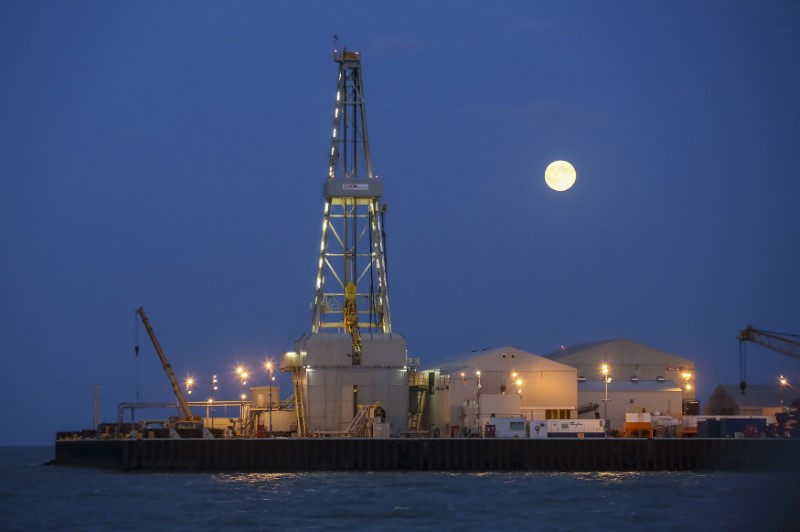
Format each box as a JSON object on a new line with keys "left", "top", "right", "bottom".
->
{"left": 545, "top": 338, "right": 695, "bottom": 383}
{"left": 544, "top": 338, "right": 696, "bottom": 433}
{"left": 422, "top": 346, "right": 577, "bottom": 437}
{"left": 705, "top": 384, "right": 800, "bottom": 417}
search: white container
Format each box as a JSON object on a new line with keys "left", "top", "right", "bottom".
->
{"left": 373, "top": 422, "right": 390, "bottom": 439}
{"left": 529, "top": 420, "right": 548, "bottom": 439}
{"left": 625, "top": 412, "right": 651, "bottom": 423}
{"left": 494, "top": 417, "right": 526, "bottom": 438}
{"left": 250, "top": 386, "right": 281, "bottom": 409}
{"left": 546, "top": 419, "right": 605, "bottom": 438}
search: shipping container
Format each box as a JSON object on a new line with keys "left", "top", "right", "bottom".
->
{"left": 697, "top": 419, "right": 720, "bottom": 438}
{"left": 546, "top": 419, "right": 605, "bottom": 438}
{"left": 719, "top": 417, "right": 767, "bottom": 438}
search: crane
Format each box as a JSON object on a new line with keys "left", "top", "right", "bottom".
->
{"left": 738, "top": 325, "right": 800, "bottom": 395}
{"left": 136, "top": 307, "right": 199, "bottom": 422}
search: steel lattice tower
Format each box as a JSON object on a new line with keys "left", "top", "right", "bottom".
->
{"left": 311, "top": 49, "right": 391, "bottom": 343}
{"left": 284, "top": 48, "right": 409, "bottom": 434}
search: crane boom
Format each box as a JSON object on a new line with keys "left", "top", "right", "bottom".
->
{"left": 136, "top": 307, "right": 196, "bottom": 420}
{"left": 738, "top": 325, "right": 800, "bottom": 361}
{"left": 738, "top": 325, "right": 800, "bottom": 395}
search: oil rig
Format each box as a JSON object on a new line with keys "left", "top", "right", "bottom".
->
{"left": 53, "top": 48, "right": 800, "bottom": 473}
{"left": 65, "top": 47, "right": 424, "bottom": 442}
{"left": 281, "top": 48, "right": 415, "bottom": 437}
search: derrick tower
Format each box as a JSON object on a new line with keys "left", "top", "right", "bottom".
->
{"left": 312, "top": 48, "right": 391, "bottom": 347}
{"left": 283, "top": 48, "right": 410, "bottom": 436}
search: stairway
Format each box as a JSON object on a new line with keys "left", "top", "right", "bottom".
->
{"left": 408, "top": 372, "right": 428, "bottom": 432}
{"left": 291, "top": 366, "right": 307, "bottom": 436}
{"left": 347, "top": 404, "right": 373, "bottom": 437}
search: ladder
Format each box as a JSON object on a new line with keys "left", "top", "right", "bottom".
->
{"left": 291, "top": 366, "right": 307, "bottom": 436}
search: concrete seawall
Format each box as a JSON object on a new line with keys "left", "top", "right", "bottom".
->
{"left": 55, "top": 438, "right": 800, "bottom": 472}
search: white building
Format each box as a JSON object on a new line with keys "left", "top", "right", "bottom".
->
{"left": 544, "top": 338, "right": 696, "bottom": 433}
{"left": 423, "top": 346, "right": 577, "bottom": 437}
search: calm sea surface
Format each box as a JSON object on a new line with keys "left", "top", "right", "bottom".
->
{"left": 0, "top": 446, "right": 796, "bottom": 531}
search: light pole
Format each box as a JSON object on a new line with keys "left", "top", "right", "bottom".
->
{"left": 601, "top": 363, "right": 611, "bottom": 426}
{"left": 211, "top": 374, "right": 218, "bottom": 417}
{"left": 236, "top": 366, "right": 248, "bottom": 435}
{"left": 206, "top": 374, "right": 218, "bottom": 429}
{"left": 681, "top": 371, "right": 693, "bottom": 414}
{"left": 265, "top": 360, "right": 274, "bottom": 437}
{"left": 780, "top": 375, "right": 788, "bottom": 410}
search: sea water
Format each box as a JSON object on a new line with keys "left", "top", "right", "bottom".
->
{"left": 0, "top": 446, "right": 796, "bottom": 531}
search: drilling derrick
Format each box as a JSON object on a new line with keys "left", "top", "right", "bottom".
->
{"left": 284, "top": 48, "right": 409, "bottom": 436}
{"left": 312, "top": 48, "right": 392, "bottom": 347}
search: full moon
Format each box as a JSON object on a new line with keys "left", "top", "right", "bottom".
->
{"left": 544, "top": 160, "right": 577, "bottom": 191}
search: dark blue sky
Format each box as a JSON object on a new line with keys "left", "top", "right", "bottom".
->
{"left": 2, "top": 1, "right": 799, "bottom": 445}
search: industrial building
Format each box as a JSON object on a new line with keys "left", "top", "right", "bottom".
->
{"left": 544, "top": 339, "right": 696, "bottom": 433}
{"left": 422, "top": 346, "right": 577, "bottom": 437}
{"left": 704, "top": 384, "right": 800, "bottom": 417}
